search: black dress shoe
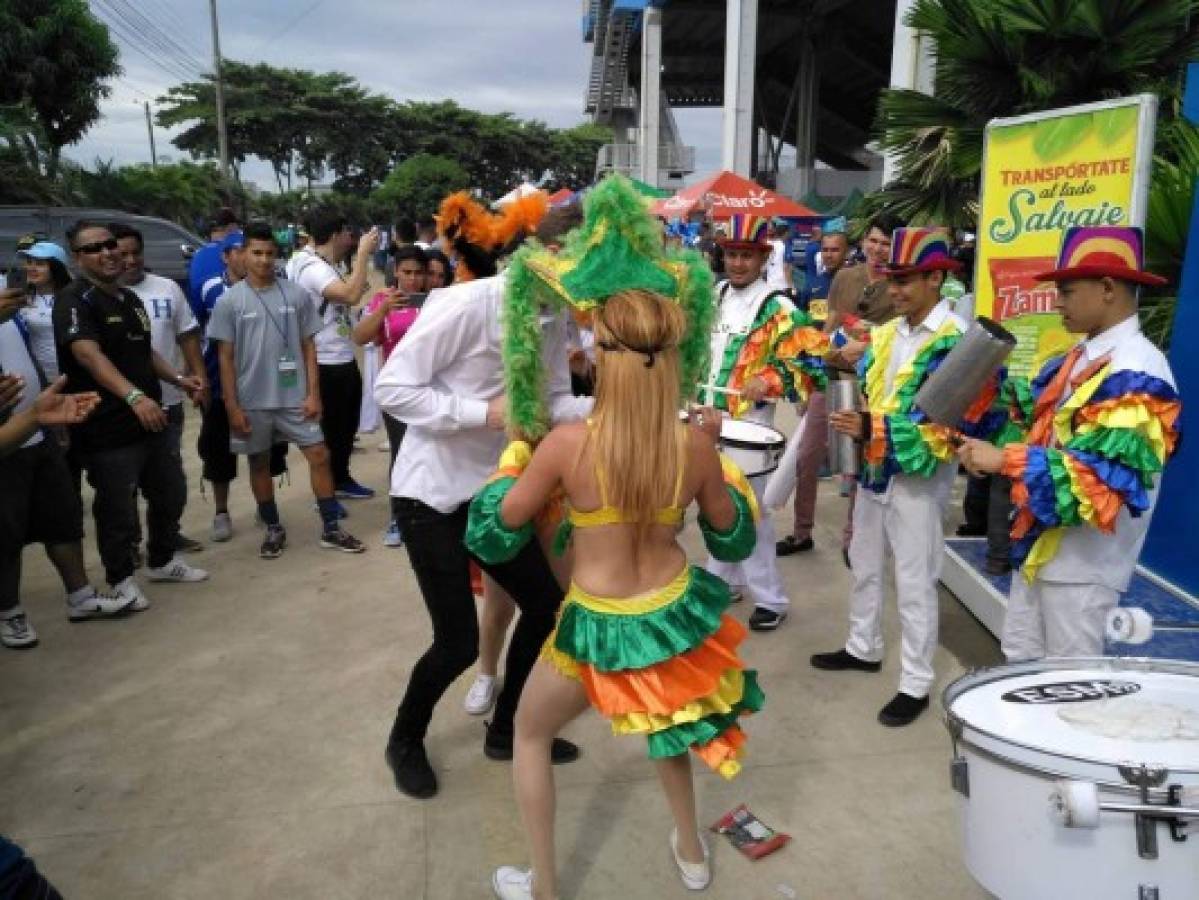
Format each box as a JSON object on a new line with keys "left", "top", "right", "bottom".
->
{"left": 984, "top": 558, "right": 1013, "bottom": 576}
{"left": 877, "top": 692, "right": 930, "bottom": 727}
{"left": 385, "top": 739, "right": 438, "bottom": 799}
{"left": 483, "top": 723, "right": 580, "bottom": 764}
{"left": 809, "top": 649, "right": 881, "bottom": 672}
{"left": 748, "top": 606, "right": 787, "bottom": 632}
{"left": 775, "top": 535, "right": 814, "bottom": 556}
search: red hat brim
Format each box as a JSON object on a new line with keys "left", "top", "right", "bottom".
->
{"left": 717, "top": 239, "right": 770, "bottom": 252}
{"left": 883, "top": 259, "right": 963, "bottom": 275}
{"left": 1032, "top": 264, "right": 1168, "bottom": 287}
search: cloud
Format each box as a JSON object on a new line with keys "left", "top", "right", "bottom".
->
{"left": 69, "top": 0, "right": 724, "bottom": 188}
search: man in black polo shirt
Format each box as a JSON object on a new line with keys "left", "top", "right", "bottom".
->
{"left": 53, "top": 221, "right": 210, "bottom": 610}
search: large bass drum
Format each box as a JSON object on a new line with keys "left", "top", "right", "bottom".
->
{"left": 943, "top": 658, "right": 1199, "bottom": 899}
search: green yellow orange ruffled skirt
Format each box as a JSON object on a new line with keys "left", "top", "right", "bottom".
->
{"left": 542, "top": 565, "right": 763, "bottom": 779}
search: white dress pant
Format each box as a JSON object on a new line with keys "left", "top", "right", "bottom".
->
{"left": 706, "top": 474, "right": 789, "bottom": 614}
{"left": 845, "top": 474, "right": 948, "bottom": 698}
{"left": 1002, "top": 577, "right": 1119, "bottom": 661}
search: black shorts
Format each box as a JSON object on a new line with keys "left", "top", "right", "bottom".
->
{"left": 197, "top": 401, "right": 288, "bottom": 483}
{"left": 0, "top": 438, "right": 84, "bottom": 550}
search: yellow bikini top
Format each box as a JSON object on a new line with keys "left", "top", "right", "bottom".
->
{"left": 567, "top": 421, "right": 687, "bottom": 529}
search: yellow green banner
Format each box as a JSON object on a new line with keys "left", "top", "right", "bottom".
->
{"left": 976, "top": 96, "right": 1157, "bottom": 375}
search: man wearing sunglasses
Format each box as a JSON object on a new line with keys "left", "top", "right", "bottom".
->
{"left": 52, "top": 221, "right": 209, "bottom": 612}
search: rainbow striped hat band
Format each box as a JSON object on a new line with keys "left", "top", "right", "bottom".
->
{"left": 718, "top": 214, "right": 769, "bottom": 249}
{"left": 884, "top": 227, "right": 962, "bottom": 274}
{"left": 1035, "top": 226, "right": 1167, "bottom": 287}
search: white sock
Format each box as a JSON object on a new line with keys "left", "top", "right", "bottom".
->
{"left": 66, "top": 586, "right": 95, "bottom": 605}
{"left": 476, "top": 674, "right": 496, "bottom": 685}
{"left": 114, "top": 576, "right": 135, "bottom": 592}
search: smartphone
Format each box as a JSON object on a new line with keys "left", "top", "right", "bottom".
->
{"left": 5, "top": 265, "right": 26, "bottom": 292}
{"left": 403, "top": 292, "right": 428, "bottom": 309}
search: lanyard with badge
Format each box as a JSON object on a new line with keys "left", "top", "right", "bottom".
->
{"left": 249, "top": 283, "right": 299, "bottom": 389}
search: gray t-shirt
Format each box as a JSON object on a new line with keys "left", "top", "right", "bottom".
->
{"left": 207, "top": 278, "right": 320, "bottom": 410}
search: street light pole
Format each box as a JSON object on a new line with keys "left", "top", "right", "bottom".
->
{"left": 208, "top": 0, "right": 229, "bottom": 181}
{"left": 144, "top": 101, "right": 158, "bottom": 168}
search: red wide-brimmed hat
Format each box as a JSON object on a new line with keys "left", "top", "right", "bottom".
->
{"left": 1034, "top": 226, "right": 1167, "bottom": 287}
{"left": 883, "top": 227, "right": 963, "bottom": 275}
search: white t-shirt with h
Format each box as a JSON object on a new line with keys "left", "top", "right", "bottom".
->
{"left": 285, "top": 249, "right": 357, "bottom": 366}
{"left": 128, "top": 272, "right": 198, "bottom": 407}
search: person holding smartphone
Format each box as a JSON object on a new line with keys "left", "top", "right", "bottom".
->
{"left": 353, "top": 244, "right": 428, "bottom": 547}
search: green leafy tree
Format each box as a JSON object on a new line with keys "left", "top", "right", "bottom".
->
{"left": 547, "top": 123, "right": 612, "bottom": 189}
{"left": 870, "top": 0, "right": 1199, "bottom": 229}
{"left": 370, "top": 153, "right": 471, "bottom": 223}
{"left": 0, "top": 0, "right": 120, "bottom": 178}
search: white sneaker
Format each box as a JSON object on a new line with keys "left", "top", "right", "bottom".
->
{"left": 1, "top": 612, "right": 38, "bottom": 648}
{"left": 670, "top": 828, "right": 711, "bottom": 891}
{"left": 69, "top": 586, "right": 138, "bottom": 620}
{"left": 147, "top": 556, "right": 209, "bottom": 583}
{"left": 464, "top": 674, "right": 498, "bottom": 715}
{"left": 491, "top": 866, "right": 534, "bottom": 900}
{"left": 211, "top": 512, "right": 233, "bottom": 542}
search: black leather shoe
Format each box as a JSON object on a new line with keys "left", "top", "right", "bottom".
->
{"left": 775, "top": 535, "right": 814, "bottom": 556}
{"left": 385, "top": 739, "right": 437, "bottom": 799}
{"left": 984, "top": 558, "right": 1013, "bottom": 576}
{"left": 748, "top": 606, "right": 787, "bottom": 631}
{"left": 483, "top": 723, "right": 580, "bottom": 764}
{"left": 809, "top": 649, "right": 881, "bottom": 672}
{"left": 877, "top": 692, "right": 930, "bottom": 727}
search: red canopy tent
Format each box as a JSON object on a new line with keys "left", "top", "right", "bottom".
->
{"left": 650, "top": 170, "right": 819, "bottom": 220}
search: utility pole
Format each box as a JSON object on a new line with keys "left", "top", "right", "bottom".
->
{"left": 208, "top": 0, "right": 229, "bottom": 181}
{"left": 144, "top": 101, "right": 158, "bottom": 169}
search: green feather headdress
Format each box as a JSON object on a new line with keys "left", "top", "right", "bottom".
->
{"left": 502, "top": 173, "right": 715, "bottom": 440}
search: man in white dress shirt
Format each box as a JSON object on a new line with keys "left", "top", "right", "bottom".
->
{"left": 375, "top": 264, "right": 592, "bottom": 800}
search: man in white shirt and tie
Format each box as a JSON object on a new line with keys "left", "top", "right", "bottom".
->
{"left": 375, "top": 239, "right": 591, "bottom": 800}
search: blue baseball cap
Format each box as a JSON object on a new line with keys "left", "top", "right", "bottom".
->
{"left": 220, "top": 230, "right": 245, "bottom": 252}
{"left": 19, "top": 240, "right": 70, "bottom": 268}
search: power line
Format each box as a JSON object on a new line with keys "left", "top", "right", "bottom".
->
{"left": 91, "top": 0, "right": 202, "bottom": 84}
{"left": 107, "top": 0, "right": 210, "bottom": 74}
{"left": 91, "top": 2, "right": 199, "bottom": 84}
{"left": 256, "top": 0, "right": 331, "bottom": 52}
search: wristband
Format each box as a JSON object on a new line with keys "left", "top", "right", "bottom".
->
{"left": 125, "top": 388, "right": 145, "bottom": 407}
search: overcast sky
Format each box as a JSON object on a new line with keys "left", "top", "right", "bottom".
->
{"left": 73, "top": 0, "right": 725, "bottom": 190}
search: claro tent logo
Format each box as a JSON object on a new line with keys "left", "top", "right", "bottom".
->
{"left": 1001, "top": 680, "right": 1142, "bottom": 704}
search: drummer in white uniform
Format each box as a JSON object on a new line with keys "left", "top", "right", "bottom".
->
{"left": 958, "top": 226, "right": 1182, "bottom": 660}
{"left": 813, "top": 228, "right": 970, "bottom": 727}
{"left": 702, "top": 214, "right": 827, "bottom": 631}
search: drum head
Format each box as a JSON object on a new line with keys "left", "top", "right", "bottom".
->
{"left": 720, "top": 419, "right": 785, "bottom": 447}
{"left": 946, "top": 659, "right": 1199, "bottom": 771}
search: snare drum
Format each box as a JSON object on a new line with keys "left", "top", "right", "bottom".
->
{"left": 719, "top": 419, "right": 786, "bottom": 479}
{"left": 943, "top": 658, "right": 1199, "bottom": 900}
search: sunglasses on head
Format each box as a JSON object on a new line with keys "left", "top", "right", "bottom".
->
{"left": 74, "top": 238, "right": 118, "bottom": 255}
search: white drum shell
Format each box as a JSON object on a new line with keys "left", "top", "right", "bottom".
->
{"left": 719, "top": 420, "right": 785, "bottom": 479}
{"left": 945, "top": 659, "right": 1199, "bottom": 900}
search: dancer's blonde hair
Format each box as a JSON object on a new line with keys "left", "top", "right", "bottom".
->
{"left": 586, "top": 289, "right": 689, "bottom": 550}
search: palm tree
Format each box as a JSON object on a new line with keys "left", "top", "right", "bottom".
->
{"left": 869, "top": 0, "right": 1199, "bottom": 231}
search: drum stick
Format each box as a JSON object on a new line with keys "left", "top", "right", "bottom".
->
{"left": 699, "top": 384, "right": 778, "bottom": 404}
{"left": 763, "top": 412, "right": 807, "bottom": 509}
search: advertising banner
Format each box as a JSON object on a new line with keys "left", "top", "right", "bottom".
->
{"left": 976, "top": 96, "right": 1158, "bottom": 375}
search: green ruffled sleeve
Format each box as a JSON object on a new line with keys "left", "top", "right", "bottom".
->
{"left": 699, "top": 486, "right": 757, "bottom": 562}
{"left": 465, "top": 476, "right": 535, "bottom": 564}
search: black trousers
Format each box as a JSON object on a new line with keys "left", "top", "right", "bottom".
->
{"left": 389, "top": 498, "right": 563, "bottom": 744}
{"left": 318, "top": 361, "right": 362, "bottom": 485}
{"left": 84, "top": 431, "right": 186, "bottom": 585}
{"left": 962, "top": 473, "right": 1013, "bottom": 567}
{"left": 383, "top": 412, "right": 407, "bottom": 521}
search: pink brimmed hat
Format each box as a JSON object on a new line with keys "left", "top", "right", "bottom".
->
{"left": 883, "top": 227, "right": 962, "bottom": 274}
{"left": 1034, "top": 226, "right": 1167, "bottom": 287}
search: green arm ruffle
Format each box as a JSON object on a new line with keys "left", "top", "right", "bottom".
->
{"left": 699, "top": 487, "right": 757, "bottom": 562}
{"left": 886, "top": 415, "right": 942, "bottom": 478}
{"left": 647, "top": 669, "right": 765, "bottom": 759}
{"left": 464, "top": 477, "right": 535, "bottom": 564}
{"left": 553, "top": 566, "right": 731, "bottom": 672}
{"left": 1067, "top": 428, "right": 1163, "bottom": 483}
